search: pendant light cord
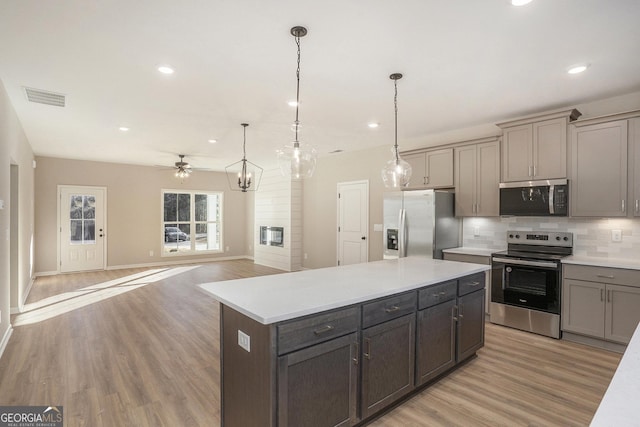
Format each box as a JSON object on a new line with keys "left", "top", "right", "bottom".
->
{"left": 294, "top": 34, "right": 301, "bottom": 145}
{"left": 394, "top": 78, "right": 399, "bottom": 162}
{"left": 242, "top": 125, "right": 247, "bottom": 160}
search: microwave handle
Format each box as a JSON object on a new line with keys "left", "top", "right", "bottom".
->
{"left": 549, "top": 184, "right": 555, "bottom": 215}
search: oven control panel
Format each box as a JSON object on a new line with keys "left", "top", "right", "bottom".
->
{"left": 506, "top": 231, "right": 573, "bottom": 247}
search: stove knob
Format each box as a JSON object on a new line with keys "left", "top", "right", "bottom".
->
{"left": 556, "top": 236, "right": 561, "bottom": 241}
{"left": 509, "top": 234, "right": 514, "bottom": 239}
{"left": 563, "top": 236, "right": 569, "bottom": 241}
{"left": 515, "top": 234, "right": 520, "bottom": 239}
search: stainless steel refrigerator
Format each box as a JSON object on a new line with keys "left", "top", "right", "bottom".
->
{"left": 383, "top": 189, "right": 460, "bottom": 259}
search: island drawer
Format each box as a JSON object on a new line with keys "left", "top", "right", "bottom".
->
{"left": 277, "top": 306, "right": 360, "bottom": 355}
{"left": 418, "top": 280, "right": 457, "bottom": 310}
{"left": 362, "top": 291, "right": 417, "bottom": 329}
{"left": 458, "top": 273, "right": 485, "bottom": 296}
{"left": 563, "top": 264, "right": 640, "bottom": 287}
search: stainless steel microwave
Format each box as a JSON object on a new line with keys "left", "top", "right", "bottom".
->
{"left": 499, "top": 179, "right": 568, "bottom": 216}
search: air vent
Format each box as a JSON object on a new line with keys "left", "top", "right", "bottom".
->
{"left": 23, "top": 87, "right": 66, "bottom": 107}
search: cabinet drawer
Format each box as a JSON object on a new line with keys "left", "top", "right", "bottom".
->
{"left": 458, "top": 273, "right": 485, "bottom": 296}
{"left": 277, "top": 307, "right": 360, "bottom": 355}
{"left": 563, "top": 264, "right": 640, "bottom": 287}
{"left": 418, "top": 280, "right": 457, "bottom": 310}
{"left": 362, "top": 292, "right": 417, "bottom": 329}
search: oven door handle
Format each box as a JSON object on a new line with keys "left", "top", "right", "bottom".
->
{"left": 492, "top": 257, "right": 558, "bottom": 269}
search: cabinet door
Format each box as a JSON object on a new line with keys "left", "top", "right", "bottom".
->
{"left": 425, "top": 148, "right": 454, "bottom": 187}
{"left": 454, "top": 145, "right": 477, "bottom": 217}
{"left": 571, "top": 120, "right": 628, "bottom": 217}
{"left": 561, "top": 279, "right": 605, "bottom": 338}
{"left": 456, "top": 289, "right": 485, "bottom": 362}
{"left": 404, "top": 152, "right": 427, "bottom": 189}
{"left": 361, "top": 313, "right": 415, "bottom": 419}
{"left": 476, "top": 141, "right": 500, "bottom": 217}
{"left": 278, "top": 333, "right": 359, "bottom": 427}
{"left": 533, "top": 117, "right": 567, "bottom": 179}
{"left": 630, "top": 118, "right": 640, "bottom": 217}
{"left": 605, "top": 284, "right": 640, "bottom": 344}
{"left": 501, "top": 124, "right": 532, "bottom": 182}
{"left": 416, "top": 299, "right": 456, "bottom": 385}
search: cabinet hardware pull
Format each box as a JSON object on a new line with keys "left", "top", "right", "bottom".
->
{"left": 600, "top": 289, "right": 604, "bottom": 302}
{"left": 607, "top": 290, "right": 611, "bottom": 303}
{"left": 364, "top": 338, "right": 371, "bottom": 359}
{"left": 459, "top": 304, "right": 464, "bottom": 319}
{"left": 597, "top": 275, "right": 615, "bottom": 279}
{"left": 440, "top": 291, "right": 446, "bottom": 295}
{"left": 313, "top": 325, "right": 334, "bottom": 335}
{"left": 385, "top": 305, "right": 400, "bottom": 313}
{"left": 452, "top": 305, "right": 458, "bottom": 321}
{"left": 534, "top": 165, "right": 537, "bottom": 176}
{"left": 622, "top": 199, "right": 626, "bottom": 212}
{"left": 528, "top": 165, "right": 533, "bottom": 177}
{"left": 352, "top": 342, "right": 359, "bottom": 365}
{"left": 636, "top": 199, "right": 639, "bottom": 213}
{"left": 425, "top": 176, "right": 429, "bottom": 185}
{"left": 468, "top": 281, "right": 481, "bottom": 287}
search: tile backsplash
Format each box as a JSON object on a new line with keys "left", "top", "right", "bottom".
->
{"left": 462, "top": 217, "right": 640, "bottom": 259}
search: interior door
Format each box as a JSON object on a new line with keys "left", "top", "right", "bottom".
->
{"left": 59, "top": 185, "right": 106, "bottom": 273}
{"left": 337, "top": 180, "right": 368, "bottom": 266}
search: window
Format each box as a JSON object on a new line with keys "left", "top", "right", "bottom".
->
{"left": 162, "top": 190, "right": 223, "bottom": 255}
{"left": 69, "top": 194, "right": 96, "bottom": 244}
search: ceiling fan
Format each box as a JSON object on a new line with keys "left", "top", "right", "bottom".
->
{"left": 174, "top": 154, "right": 192, "bottom": 178}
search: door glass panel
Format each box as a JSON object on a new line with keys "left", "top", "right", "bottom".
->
{"left": 69, "top": 194, "right": 97, "bottom": 244}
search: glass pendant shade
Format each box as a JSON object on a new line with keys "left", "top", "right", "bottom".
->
{"left": 381, "top": 147, "right": 412, "bottom": 188}
{"left": 225, "top": 123, "right": 263, "bottom": 192}
{"left": 382, "top": 72, "right": 412, "bottom": 189}
{"left": 278, "top": 25, "right": 317, "bottom": 179}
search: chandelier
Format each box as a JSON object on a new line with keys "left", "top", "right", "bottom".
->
{"left": 225, "top": 123, "right": 263, "bottom": 192}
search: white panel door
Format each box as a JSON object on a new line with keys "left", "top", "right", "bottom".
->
{"left": 337, "top": 181, "right": 368, "bottom": 266}
{"left": 59, "top": 186, "right": 106, "bottom": 273}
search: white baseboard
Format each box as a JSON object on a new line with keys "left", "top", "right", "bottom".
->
{"left": 0, "top": 326, "right": 13, "bottom": 361}
{"left": 34, "top": 270, "right": 58, "bottom": 277}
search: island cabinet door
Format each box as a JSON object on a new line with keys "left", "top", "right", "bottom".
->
{"left": 456, "top": 289, "right": 485, "bottom": 362}
{"left": 277, "top": 332, "right": 359, "bottom": 427}
{"left": 416, "top": 299, "right": 456, "bottom": 386}
{"left": 360, "top": 313, "right": 416, "bottom": 420}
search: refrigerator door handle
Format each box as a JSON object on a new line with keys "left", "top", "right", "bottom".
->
{"left": 398, "top": 208, "right": 407, "bottom": 258}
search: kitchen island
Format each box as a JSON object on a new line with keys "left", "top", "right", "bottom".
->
{"left": 200, "top": 257, "right": 489, "bottom": 427}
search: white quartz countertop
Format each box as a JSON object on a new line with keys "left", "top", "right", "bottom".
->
{"left": 442, "top": 247, "right": 501, "bottom": 257}
{"left": 562, "top": 255, "right": 640, "bottom": 271}
{"left": 590, "top": 322, "right": 640, "bottom": 426}
{"left": 199, "top": 257, "right": 489, "bottom": 325}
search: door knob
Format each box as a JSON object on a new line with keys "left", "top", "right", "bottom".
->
{"left": 361, "top": 236, "right": 366, "bottom": 240}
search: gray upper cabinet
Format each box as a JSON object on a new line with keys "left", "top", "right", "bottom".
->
{"left": 571, "top": 120, "right": 628, "bottom": 217}
{"left": 454, "top": 139, "right": 500, "bottom": 217}
{"left": 498, "top": 109, "right": 580, "bottom": 182}
{"left": 403, "top": 148, "right": 453, "bottom": 189}
{"left": 629, "top": 118, "right": 640, "bottom": 216}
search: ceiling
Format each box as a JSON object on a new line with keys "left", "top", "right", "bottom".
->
{"left": 1, "top": 0, "right": 640, "bottom": 172}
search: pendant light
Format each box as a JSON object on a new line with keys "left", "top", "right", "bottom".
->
{"left": 381, "top": 73, "right": 412, "bottom": 188}
{"left": 277, "top": 26, "right": 317, "bottom": 179}
{"left": 225, "top": 123, "right": 263, "bottom": 192}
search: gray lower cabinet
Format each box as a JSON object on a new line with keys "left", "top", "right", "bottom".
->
{"left": 278, "top": 332, "right": 359, "bottom": 427}
{"left": 457, "top": 289, "right": 485, "bottom": 361}
{"left": 416, "top": 298, "right": 456, "bottom": 385}
{"left": 361, "top": 313, "right": 415, "bottom": 419}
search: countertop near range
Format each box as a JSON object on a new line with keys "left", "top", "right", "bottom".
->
{"left": 562, "top": 255, "right": 640, "bottom": 271}
{"left": 590, "top": 322, "right": 640, "bottom": 426}
{"left": 199, "top": 256, "right": 489, "bottom": 325}
{"left": 442, "top": 247, "right": 501, "bottom": 257}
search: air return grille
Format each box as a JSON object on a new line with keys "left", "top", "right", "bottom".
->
{"left": 23, "top": 87, "right": 66, "bottom": 107}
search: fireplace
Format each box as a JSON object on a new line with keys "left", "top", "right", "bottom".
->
{"left": 260, "top": 226, "right": 284, "bottom": 247}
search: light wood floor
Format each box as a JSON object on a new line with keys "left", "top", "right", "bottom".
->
{"left": 0, "top": 260, "right": 621, "bottom": 426}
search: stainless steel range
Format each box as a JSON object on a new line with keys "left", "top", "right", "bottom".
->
{"left": 490, "top": 230, "right": 573, "bottom": 339}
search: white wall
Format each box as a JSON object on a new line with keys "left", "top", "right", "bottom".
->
{"left": 254, "top": 169, "right": 302, "bottom": 271}
{"left": 0, "top": 79, "right": 35, "bottom": 355}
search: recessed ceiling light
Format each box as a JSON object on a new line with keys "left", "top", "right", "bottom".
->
{"left": 208, "top": 139, "right": 217, "bottom": 144}
{"left": 119, "top": 127, "right": 129, "bottom": 132}
{"left": 511, "top": 0, "right": 533, "bottom": 6}
{"left": 287, "top": 100, "right": 298, "bottom": 107}
{"left": 157, "top": 65, "right": 175, "bottom": 75}
{"left": 368, "top": 122, "right": 379, "bottom": 129}
{"left": 568, "top": 64, "right": 589, "bottom": 74}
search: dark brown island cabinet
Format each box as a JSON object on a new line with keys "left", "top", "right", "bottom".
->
{"left": 218, "top": 271, "right": 486, "bottom": 427}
